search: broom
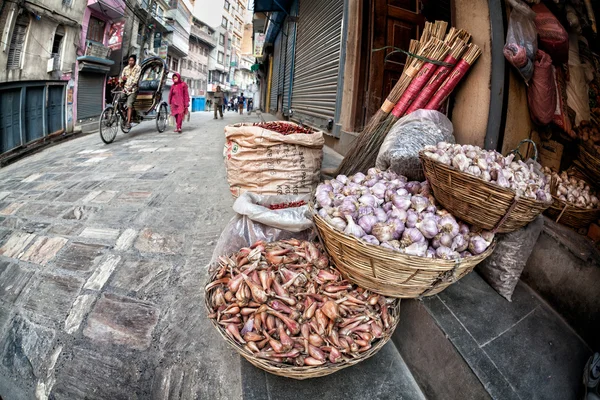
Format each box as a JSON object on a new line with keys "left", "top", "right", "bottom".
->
{"left": 336, "top": 21, "right": 445, "bottom": 175}
{"left": 425, "top": 44, "right": 482, "bottom": 111}
{"left": 404, "top": 39, "right": 468, "bottom": 115}
{"left": 340, "top": 38, "right": 452, "bottom": 174}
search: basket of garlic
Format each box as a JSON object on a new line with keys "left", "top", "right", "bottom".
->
{"left": 542, "top": 168, "right": 600, "bottom": 229}
{"left": 313, "top": 169, "right": 496, "bottom": 298}
{"left": 419, "top": 141, "right": 553, "bottom": 233}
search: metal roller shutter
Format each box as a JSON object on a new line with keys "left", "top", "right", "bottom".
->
{"left": 77, "top": 73, "right": 104, "bottom": 119}
{"left": 291, "top": 0, "right": 344, "bottom": 128}
{"left": 269, "top": 32, "right": 282, "bottom": 113}
{"left": 282, "top": 16, "right": 296, "bottom": 114}
{"left": 276, "top": 22, "right": 287, "bottom": 111}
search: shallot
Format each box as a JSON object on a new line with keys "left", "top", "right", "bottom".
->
{"left": 207, "top": 240, "right": 397, "bottom": 367}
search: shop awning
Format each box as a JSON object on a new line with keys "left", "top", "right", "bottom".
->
{"left": 253, "top": 0, "right": 293, "bottom": 14}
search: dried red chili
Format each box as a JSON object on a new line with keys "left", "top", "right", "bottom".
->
{"left": 268, "top": 200, "right": 307, "bottom": 210}
{"left": 253, "top": 122, "right": 313, "bottom": 135}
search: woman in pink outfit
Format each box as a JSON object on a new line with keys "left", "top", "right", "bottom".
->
{"left": 168, "top": 73, "right": 190, "bottom": 133}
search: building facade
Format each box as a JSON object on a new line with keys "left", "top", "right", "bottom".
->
{"left": 76, "top": 0, "right": 126, "bottom": 123}
{"left": 182, "top": 18, "right": 216, "bottom": 111}
{"left": 0, "top": 0, "right": 87, "bottom": 154}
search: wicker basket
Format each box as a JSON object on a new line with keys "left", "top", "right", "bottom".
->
{"left": 205, "top": 271, "right": 401, "bottom": 380}
{"left": 543, "top": 175, "right": 600, "bottom": 229}
{"left": 419, "top": 151, "right": 551, "bottom": 233}
{"left": 313, "top": 214, "right": 496, "bottom": 298}
{"left": 577, "top": 143, "right": 600, "bottom": 183}
{"left": 544, "top": 196, "right": 600, "bottom": 229}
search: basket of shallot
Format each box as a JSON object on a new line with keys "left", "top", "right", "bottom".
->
{"left": 313, "top": 169, "right": 496, "bottom": 298}
{"left": 542, "top": 168, "right": 600, "bottom": 229}
{"left": 205, "top": 239, "right": 400, "bottom": 380}
{"left": 419, "top": 140, "right": 553, "bottom": 233}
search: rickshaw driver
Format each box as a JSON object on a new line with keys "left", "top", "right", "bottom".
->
{"left": 119, "top": 55, "right": 142, "bottom": 128}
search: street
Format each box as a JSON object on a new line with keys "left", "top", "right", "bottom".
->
{"left": 0, "top": 110, "right": 248, "bottom": 399}
{"left": 0, "top": 110, "right": 424, "bottom": 400}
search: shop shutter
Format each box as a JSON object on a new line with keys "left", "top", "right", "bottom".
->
{"left": 7, "top": 15, "right": 29, "bottom": 70}
{"left": 276, "top": 22, "right": 288, "bottom": 111}
{"left": 282, "top": 17, "right": 296, "bottom": 113}
{"left": 269, "top": 31, "right": 282, "bottom": 113}
{"left": 0, "top": 89, "right": 23, "bottom": 153}
{"left": 291, "top": 0, "right": 343, "bottom": 127}
{"left": 77, "top": 73, "right": 104, "bottom": 119}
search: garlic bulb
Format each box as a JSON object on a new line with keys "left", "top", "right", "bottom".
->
{"left": 542, "top": 167, "right": 600, "bottom": 209}
{"left": 315, "top": 170, "right": 494, "bottom": 259}
{"left": 427, "top": 142, "right": 551, "bottom": 202}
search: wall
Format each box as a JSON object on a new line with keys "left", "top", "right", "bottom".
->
{"left": 501, "top": 68, "right": 535, "bottom": 156}
{"left": 450, "top": 0, "right": 492, "bottom": 148}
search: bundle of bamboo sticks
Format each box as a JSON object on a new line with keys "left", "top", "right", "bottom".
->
{"left": 336, "top": 21, "right": 481, "bottom": 176}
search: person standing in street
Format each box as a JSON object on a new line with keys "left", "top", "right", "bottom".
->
{"left": 238, "top": 92, "right": 245, "bottom": 114}
{"left": 119, "top": 55, "right": 141, "bottom": 128}
{"left": 168, "top": 73, "right": 190, "bottom": 133}
{"left": 213, "top": 86, "right": 224, "bottom": 119}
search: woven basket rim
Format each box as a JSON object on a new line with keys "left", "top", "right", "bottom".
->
{"left": 204, "top": 265, "right": 401, "bottom": 379}
{"left": 418, "top": 150, "right": 553, "bottom": 207}
{"left": 549, "top": 195, "right": 600, "bottom": 214}
{"left": 313, "top": 213, "right": 497, "bottom": 269}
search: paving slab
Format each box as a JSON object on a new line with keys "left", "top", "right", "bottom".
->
{"left": 53, "top": 242, "right": 106, "bottom": 272}
{"left": 0, "top": 262, "right": 34, "bottom": 304}
{"left": 22, "top": 274, "right": 84, "bottom": 325}
{"left": 83, "top": 293, "right": 159, "bottom": 350}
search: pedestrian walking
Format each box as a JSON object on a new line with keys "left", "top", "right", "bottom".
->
{"left": 168, "top": 73, "right": 189, "bottom": 133}
{"left": 213, "top": 86, "right": 224, "bottom": 119}
{"left": 247, "top": 98, "right": 253, "bottom": 113}
{"left": 238, "top": 92, "right": 246, "bottom": 114}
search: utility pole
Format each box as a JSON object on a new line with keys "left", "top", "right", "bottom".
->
{"left": 137, "top": 0, "right": 156, "bottom": 61}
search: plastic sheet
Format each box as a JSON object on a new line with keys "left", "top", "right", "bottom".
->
{"left": 504, "top": 2, "right": 538, "bottom": 82}
{"left": 376, "top": 110, "right": 455, "bottom": 181}
{"left": 476, "top": 215, "right": 544, "bottom": 301}
{"left": 209, "top": 193, "right": 314, "bottom": 270}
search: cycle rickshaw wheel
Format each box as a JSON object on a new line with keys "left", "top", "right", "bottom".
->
{"left": 156, "top": 103, "right": 168, "bottom": 133}
{"left": 99, "top": 106, "right": 118, "bottom": 144}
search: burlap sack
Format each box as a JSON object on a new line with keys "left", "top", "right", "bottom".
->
{"left": 223, "top": 122, "right": 324, "bottom": 197}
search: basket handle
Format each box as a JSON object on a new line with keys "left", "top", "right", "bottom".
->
{"left": 491, "top": 197, "right": 519, "bottom": 234}
{"left": 508, "top": 139, "right": 538, "bottom": 162}
{"left": 419, "top": 258, "right": 462, "bottom": 298}
{"left": 555, "top": 202, "right": 569, "bottom": 224}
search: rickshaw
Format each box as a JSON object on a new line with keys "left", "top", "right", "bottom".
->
{"left": 99, "top": 57, "right": 170, "bottom": 144}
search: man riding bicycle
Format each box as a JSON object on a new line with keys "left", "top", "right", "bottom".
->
{"left": 119, "top": 54, "right": 141, "bottom": 128}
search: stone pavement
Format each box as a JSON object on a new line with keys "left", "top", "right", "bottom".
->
{"left": 0, "top": 109, "right": 255, "bottom": 399}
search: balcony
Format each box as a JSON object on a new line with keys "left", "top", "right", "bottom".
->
{"left": 77, "top": 40, "right": 114, "bottom": 72}
{"left": 191, "top": 25, "right": 217, "bottom": 48}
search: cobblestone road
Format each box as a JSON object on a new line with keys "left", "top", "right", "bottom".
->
{"left": 0, "top": 110, "right": 262, "bottom": 399}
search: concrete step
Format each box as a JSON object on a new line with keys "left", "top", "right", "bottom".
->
{"left": 240, "top": 339, "right": 426, "bottom": 400}
{"left": 395, "top": 272, "right": 592, "bottom": 400}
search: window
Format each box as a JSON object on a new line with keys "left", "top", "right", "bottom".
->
{"left": 87, "top": 16, "right": 105, "bottom": 43}
{"left": 217, "top": 51, "right": 224, "bottom": 64}
{"left": 221, "top": 17, "right": 228, "bottom": 28}
{"left": 226, "top": 55, "right": 230, "bottom": 66}
{"left": 7, "top": 14, "right": 29, "bottom": 70}
{"left": 51, "top": 25, "right": 65, "bottom": 56}
{"left": 219, "top": 33, "right": 225, "bottom": 45}
{"left": 172, "top": 57, "right": 179, "bottom": 72}
{"left": 224, "top": 0, "right": 230, "bottom": 11}
{"left": 157, "top": 6, "right": 164, "bottom": 20}
{"left": 227, "top": 38, "right": 231, "bottom": 49}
